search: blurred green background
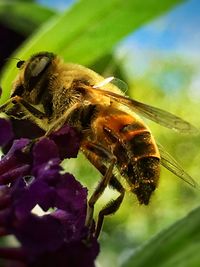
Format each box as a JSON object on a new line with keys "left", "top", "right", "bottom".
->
{"left": 0, "top": 0, "right": 200, "bottom": 266}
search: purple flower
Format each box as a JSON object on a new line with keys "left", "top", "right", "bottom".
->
{"left": 0, "top": 118, "right": 99, "bottom": 267}
{"left": 50, "top": 124, "right": 81, "bottom": 159}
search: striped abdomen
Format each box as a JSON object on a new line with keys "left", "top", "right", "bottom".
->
{"left": 97, "top": 109, "right": 160, "bottom": 205}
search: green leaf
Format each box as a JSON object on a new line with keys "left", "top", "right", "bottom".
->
{"left": 0, "top": 0, "right": 184, "bottom": 103}
{"left": 0, "top": 1, "right": 56, "bottom": 35}
{"left": 122, "top": 206, "right": 200, "bottom": 267}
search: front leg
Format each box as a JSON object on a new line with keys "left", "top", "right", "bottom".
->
{"left": 0, "top": 96, "right": 48, "bottom": 131}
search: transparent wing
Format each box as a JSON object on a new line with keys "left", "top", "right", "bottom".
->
{"left": 94, "top": 77, "right": 128, "bottom": 93}
{"left": 90, "top": 87, "right": 199, "bottom": 134}
{"left": 93, "top": 77, "right": 115, "bottom": 88}
{"left": 110, "top": 78, "right": 128, "bottom": 93}
{"left": 157, "top": 143, "right": 199, "bottom": 188}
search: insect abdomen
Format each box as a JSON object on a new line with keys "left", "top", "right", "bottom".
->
{"left": 102, "top": 112, "right": 160, "bottom": 205}
{"left": 121, "top": 126, "right": 160, "bottom": 205}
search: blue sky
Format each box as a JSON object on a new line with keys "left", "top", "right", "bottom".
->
{"left": 122, "top": 0, "right": 200, "bottom": 57}
{"left": 37, "top": 0, "right": 74, "bottom": 10}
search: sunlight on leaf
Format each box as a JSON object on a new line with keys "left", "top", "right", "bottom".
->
{"left": 0, "top": 0, "right": 184, "bottom": 103}
{"left": 122, "top": 206, "right": 200, "bottom": 267}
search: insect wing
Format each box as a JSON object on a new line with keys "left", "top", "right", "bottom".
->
{"left": 91, "top": 87, "right": 198, "bottom": 134}
{"left": 93, "top": 77, "right": 115, "bottom": 88}
{"left": 94, "top": 77, "right": 128, "bottom": 93}
{"left": 123, "top": 98, "right": 198, "bottom": 134}
{"left": 110, "top": 78, "right": 128, "bottom": 93}
{"left": 158, "top": 143, "right": 199, "bottom": 188}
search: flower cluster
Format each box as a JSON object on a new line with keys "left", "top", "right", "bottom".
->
{"left": 0, "top": 118, "right": 99, "bottom": 267}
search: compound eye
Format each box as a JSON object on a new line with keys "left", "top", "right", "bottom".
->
{"left": 16, "top": 60, "right": 25, "bottom": 68}
{"left": 29, "top": 56, "right": 50, "bottom": 77}
{"left": 24, "top": 54, "right": 53, "bottom": 92}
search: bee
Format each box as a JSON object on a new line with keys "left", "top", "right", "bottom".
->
{"left": 0, "top": 52, "right": 198, "bottom": 237}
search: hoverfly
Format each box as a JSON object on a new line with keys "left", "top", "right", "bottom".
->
{"left": 0, "top": 52, "right": 198, "bottom": 237}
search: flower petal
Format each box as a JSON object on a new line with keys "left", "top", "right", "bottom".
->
{"left": 33, "top": 138, "right": 59, "bottom": 167}
{"left": 50, "top": 125, "right": 81, "bottom": 159}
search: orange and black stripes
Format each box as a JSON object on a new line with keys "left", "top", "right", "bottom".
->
{"left": 98, "top": 111, "right": 160, "bottom": 205}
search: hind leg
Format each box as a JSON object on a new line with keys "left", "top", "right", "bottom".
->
{"left": 95, "top": 176, "right": 125, "bottom": 238}
{"left": 82, "top": 141, "right": 125, "bottom": 238}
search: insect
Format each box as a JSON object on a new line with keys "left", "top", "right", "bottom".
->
{"left": 0, "top": 52, "right": 198, "bottom": 238}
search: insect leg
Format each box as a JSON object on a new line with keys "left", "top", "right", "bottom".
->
{"left": 86, "top": 157, "right": 116, "bottom": 231}
{"left": 46, "top": 103, "right": 81, "bottom": 135}
{"left": 0, "top": 96, "right": 48, "bottom": 130}
{"left": 95, "top": 176, "right": 125, "bottom": 238}
{"left": 82, "top": 142, "right": 125, "bottom": 238}
{"left": 0, "top": 96, "right": 24, "bottom": 114}
{"left": 0, "top": 96, "right": 43, "bottom": 117}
